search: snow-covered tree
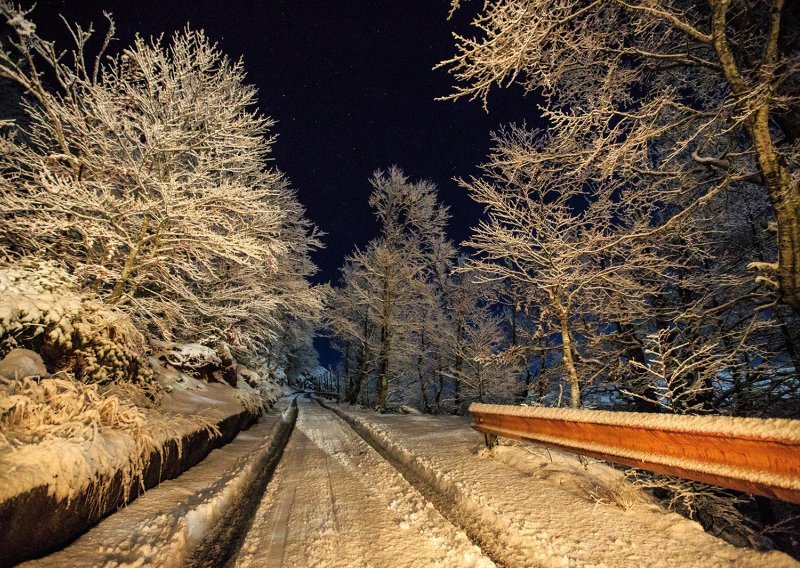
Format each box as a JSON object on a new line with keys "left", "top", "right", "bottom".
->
{"left": 437, "top": 267, "right": 518, "bottom": 410}
{"left": 326, "top": 168, "right": 450, "bottom": 411}
{"left": 460, "top": 132, "right": 676, "bottom": 406}
{"left": 326, "top": 261, "right": 377, "bottom": 404}
{"left": 0, "top": 5, "right": 322, "bottom": 361}
{"left": 440, "top": 0, "right": 800, "bottom": 315}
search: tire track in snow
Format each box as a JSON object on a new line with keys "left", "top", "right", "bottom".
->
{"left": 233, "top": 397, "right": 493, "bottom": 567}
{"left": 315, "top": 398, "right": 509, "bottom": 568}
{"left": 187, "top": 396, "right": 299, "bottom": 568}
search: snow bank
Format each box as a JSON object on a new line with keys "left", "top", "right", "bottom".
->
{"left": 323, "top": 401, "right": 797, "bottom": 568}
{"left": 154, "top": 341, "right": 280, "bottom": 409}
{"left": 0, "top": 357, "right": 268, "bottom": 565}
{"left": 21, "top": 399, "right": 297, "bottom": 568}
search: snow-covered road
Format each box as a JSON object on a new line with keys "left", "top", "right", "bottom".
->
{"left": 18, "top": 395, "right": 798, "bottom": 567}
{"left": 231, "top": 397, "right": 493, "bottom": 567}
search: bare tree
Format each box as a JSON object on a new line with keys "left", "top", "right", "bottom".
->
{"left": 440, "top": 0, "right": 800, "bottom": 314}
{"left": 461, "top": 132, "right": 676, "bottom": 406}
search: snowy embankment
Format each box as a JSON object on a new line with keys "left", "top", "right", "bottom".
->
{"left": 0, "top": 360, "right": 268, "bottom": 566}
{"left": 318, "top": 400, "right": 798, "bottom": 568}
{"left": 20, "top": 398, "right": 297, "bottom": 568}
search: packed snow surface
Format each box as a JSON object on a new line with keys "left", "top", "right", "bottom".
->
{"left": 233, "top": 398, "right": 493, "bottom": 568}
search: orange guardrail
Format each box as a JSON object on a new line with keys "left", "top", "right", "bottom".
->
{"left": 469, "top": 403, "right": 800, "bottom": 504}
{"left": 314, "top": 389, "right": 340, "bottom": 402}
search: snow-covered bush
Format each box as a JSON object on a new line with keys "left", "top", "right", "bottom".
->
{"left": 237, "top": 365, "right": 281, "bottom": 407}
{"left": 0, "top": 261, "right": 152, "bottom": 387}
{"left": 163, "top": 344, "right": 223, "bottom": 377}
{"left": 624, "top": 469, "right": 770, "bottom": 548}
{"left": 0, "top": 5, "right": 323, "bottom": 360}
{"left": 153, "top": 341, "right": 280, "bottom": 408}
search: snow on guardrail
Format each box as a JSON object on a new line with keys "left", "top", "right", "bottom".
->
{"left": 469, "top": 403, "right": 800, "bottom": 504}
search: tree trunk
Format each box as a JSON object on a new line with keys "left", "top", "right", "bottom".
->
{"left": 536, "top": 353, "right": 547, "bottom": 402}
{"left": 416, "top": 330, "right": 431, "bottom": 413}
{"left": 109, "top": 217, "right": 149, "bottom": 303}
{"left": 477, "top": 366, "right": 484, "bottom": 403}
{"left": 376, "top": 334, "right": 389, "bottom": 412}
{"left": 376, "top": 274, "right": 392, "bottom": 412}
{"left": 434, "top": 366, "right": 444, "bottom": 413}
{"left": 558, "top": 310, "right": 581, "bottom": 407}
{"left": 452, "top": 323, "right": 464, "bottom": 414}
{"left": 711, "top": 0, "right": 800, "bottom": 315}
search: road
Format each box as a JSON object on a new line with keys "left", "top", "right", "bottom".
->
{"left": 229, "top": 397, "right": 493, "bottom": 567}
{"left": 24, "top": 395, "right": 792, "bottom": 567}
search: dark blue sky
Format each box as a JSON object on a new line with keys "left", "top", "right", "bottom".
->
{"left": 32, "top": 1, "right": 542, "bottom": 365}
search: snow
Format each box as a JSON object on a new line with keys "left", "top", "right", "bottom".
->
{"left": 233, "top": 398, "right": 494, "bottom": 568}
{"left": 469, "top": 403, "right": 800, "bottom": 441}
{"left": 0, "top": 357, "right": 263, "bottom": 507}
{"left": 323, "top": 401, "right": 798, "bottom": 568}
{"left": 20, "top": 399, "right": 297, "bottom": 568}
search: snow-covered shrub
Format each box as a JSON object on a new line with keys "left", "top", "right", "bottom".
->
{"left": 0, "top": 375, "right": 154, "bottom": 508}
{"left": 587, "top": 478, "right": 648, "bottom": 511}
{"left": 0, "top": 6, "right": 323, "bottom": 361}
{"left": 624, "top": 469, "right": 768, "bottom": 548}
{"left": 233, "top": 380, "right": 264, "bottom": 415}
{"left": 240, "top": 366, "right": 281, "bottom": 407}
{"left": 162, "top": 343, "right": 223, "bottom": 379}
{"left": 0, "top": 261, "right": 153, "bottom": 387}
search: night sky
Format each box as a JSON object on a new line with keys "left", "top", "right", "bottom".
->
{"left": 30, "top": 1, "right": 541, "bottom": 365}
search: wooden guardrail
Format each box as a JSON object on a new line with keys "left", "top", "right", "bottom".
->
{"left": 469, "top": 403, "right": 800, "bottom": 504}
{"left": 314, "top": 389, "right": 340, "bottom": 403}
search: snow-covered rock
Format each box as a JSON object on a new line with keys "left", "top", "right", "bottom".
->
{"left": 164, "top": 343, "right": 222, "bottom": 372}
{"left": 158, "top": 343, "right": 235, "bottom": 385}
{"left": 0, "top": 348, "right": 48, "bottom": 380}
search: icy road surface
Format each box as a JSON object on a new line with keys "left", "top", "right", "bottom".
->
{"left": 231, "top": 398, "right": 493, "bottom": 568}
